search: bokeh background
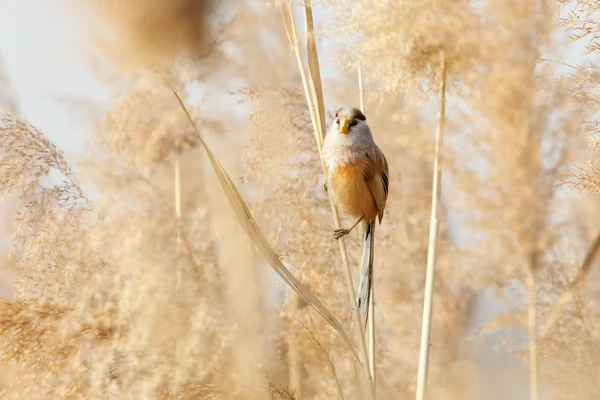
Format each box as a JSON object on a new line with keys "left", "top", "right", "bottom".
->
{"left": 0, "top": 0, "right": 599, "bottom": 399}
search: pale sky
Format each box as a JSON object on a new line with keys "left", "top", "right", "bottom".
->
{"left": 0, "top": 0, "right": 109, "bottom": 158}
{"left": 0, "top": 0, "right": 587, "bottom": 159}
{"left": 0, "top": 1, "right": 344, "bottom": 160}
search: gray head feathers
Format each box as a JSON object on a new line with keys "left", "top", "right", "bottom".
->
{"left": 323, "top": 106, "right": 376, "bottom": 168}
{"left": 335, "top": 106, "right": 366, "bottom": 122}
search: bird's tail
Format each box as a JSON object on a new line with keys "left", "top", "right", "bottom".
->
{"left": 356, "top": 220, "right": 375, "bottom": 331}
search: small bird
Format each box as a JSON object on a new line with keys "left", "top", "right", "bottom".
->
{"left": 322, "top": 106, "right": 389, "bottom": 330}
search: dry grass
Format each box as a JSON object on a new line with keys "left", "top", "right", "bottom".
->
{"left": 0, "top": 0, "right": 599, "bottom": 399}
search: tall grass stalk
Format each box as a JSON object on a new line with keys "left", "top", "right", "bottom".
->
{"left": 174, "top": 156, "right": 183, "bottom": 293}
{"left": 526, "top": 267, "right": 539, "bottom": 400}
{"left": 358, "top": 62, "right": 376, "bottom": 391}
{"left": 288, "top": 293, "right": 302, "bottom": 397}
{"left": 358, "top": 64, "right": 365, "bottom": 113}
{"left": 368, "top": 267, "right": 375, "bottom": 393}
{"left": 416, "top": 53, "right": 447, "bottom": 400}
{"left": 280, "top": 1, "right": 374, "bottom": 397}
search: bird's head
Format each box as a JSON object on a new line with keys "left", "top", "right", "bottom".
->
{"left": 333, "top": 106, "right": 367, "bottom": 135}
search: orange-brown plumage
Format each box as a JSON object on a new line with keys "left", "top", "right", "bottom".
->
{"left": 330, "top": 162, "right": 379, "bottom": 221}
{"left": 322, "top": 106, "right": 389, "bottom": 331}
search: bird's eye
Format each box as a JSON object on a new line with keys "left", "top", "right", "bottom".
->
{"left": 335, "top": 117, "right": 340, "bottom": 125}
{"left": 350, "top": 119, "right": 359, "bottom": 127}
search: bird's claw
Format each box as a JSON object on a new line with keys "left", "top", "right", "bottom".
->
{"left": 333, "top": 228, "right": 350, "bottom": 240}
{"left": 323, "top": 182, "right": 328, "bottom": 192}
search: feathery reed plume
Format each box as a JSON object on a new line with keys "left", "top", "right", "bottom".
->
{"left": 0, "top": 116, "right": 89, "bottom": 300}
{"left": 300, "top": 320, "right": 345, "bottom": 400}
{"left": 559, "top": 1, "right": 600, "bottom": 194}
{"left": 83, "top": 0, "right": 213, "bottom": 69}
{"left": 542, "top": 232, "right": 600, "bottom": 335}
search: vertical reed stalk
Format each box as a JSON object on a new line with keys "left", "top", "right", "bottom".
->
{"left": 280, "top": 2, "right": 374, "bottom": 397}
{"left": 289, "top": 293, "right": 302, "bottom": 397}
{"left": 526, "top": 267, "right": 539, "bottom": 400}
{"left": 174, "top": 156, "right": 183, "bottom": 293}
{"left": 174, "top": 156, "right": 182, "bottom": 246}
{"left": 358, "top": 62, "right": 376, "bottom": 392}
{"left": 416, "top": 53, "right": 447, "bottom": 400}
{"left": 358, "top": 64, "right": 365, "bottom": 113}
{"left": 368, "top": 283, "right": 375, "bottom": 391}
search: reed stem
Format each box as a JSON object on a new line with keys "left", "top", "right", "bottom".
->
{"left": 358, "top": 62, "right": 376, "bottom": 394}
{"left": 416, "top": 53, "right": 447, "bottom": 400}
{"left": 527, "top": 268, "right": 539, "bottom": 400}
{"left": 280, "top": 2, "right": 374, "bottom": 397}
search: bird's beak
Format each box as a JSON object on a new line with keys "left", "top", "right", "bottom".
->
{"left": 339, "top": 117, "right": 349, "bottom": 134}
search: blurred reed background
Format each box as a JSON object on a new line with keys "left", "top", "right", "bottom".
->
{"left": 0, "top": 0, "right": 599, "bottom": 399}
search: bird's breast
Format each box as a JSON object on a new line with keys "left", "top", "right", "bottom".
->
{"left": 328, "top": 162, "right": 377, "bottom": 220}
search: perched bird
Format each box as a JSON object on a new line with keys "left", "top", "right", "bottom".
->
{"left": 322, "top": 106, "right": 389, "bottom": 330}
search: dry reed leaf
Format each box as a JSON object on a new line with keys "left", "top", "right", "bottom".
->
{"left": 168, "top": 85, "right": 359, "bottom": 362}
{"left": 302, "top": 3, "right": 327, "bottom": 141}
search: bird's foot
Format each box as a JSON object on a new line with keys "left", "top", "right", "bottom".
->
{"left": 323, "top": 182, "right": 328, "bottom": 192}
{"left": 333, "top": 228, "right": 350, "bottom": 240}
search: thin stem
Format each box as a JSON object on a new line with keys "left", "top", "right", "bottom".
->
{"left": 281, "top": 2, "right": 373, "bottom": 397}
{"left": 288, "top": 293, "right": 302, "bottom": 398}
{"left": 174, "top": 156, "right": 183, "bottom": 293}
{"left": 416, "top": 53, "right": 447, "bottom": 400}
{"left": 368, "top": 284, "right": 375, "bottom": 392}
{"left": 174, "top": 156, "right": 182, "bottom": 242}
{"left": 527, "top": 268, "right": 539, "bottom": 400}
{"left": 358, "top": 63, "right": 365, "bottom": 113}
{"left": 359, "top": 61, "right": 375, "bottom": 393}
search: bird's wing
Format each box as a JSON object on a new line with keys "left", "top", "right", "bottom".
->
{"left": 364, "top": 146, "right": 389, "bottom": 223}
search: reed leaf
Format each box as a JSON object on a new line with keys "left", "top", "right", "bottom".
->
{"left": 168, "top": 84, "right": 359, "bottom": 361}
